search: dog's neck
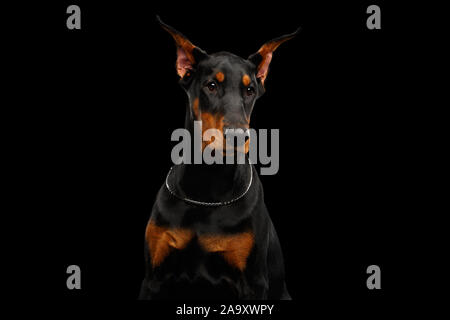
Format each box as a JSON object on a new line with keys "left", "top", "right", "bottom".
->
{"left": 171, "top": 162, "right": 251, "bottom": 203}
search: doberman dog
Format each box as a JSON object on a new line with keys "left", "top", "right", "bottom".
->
{"left": 139, "top": 17, "right": 298, "bottom": 300}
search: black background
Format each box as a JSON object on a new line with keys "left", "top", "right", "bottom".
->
{"left": 15, "top": 0, "right": 425, "bottom": 314}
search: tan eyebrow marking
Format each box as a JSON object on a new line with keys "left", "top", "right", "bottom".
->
{"left": 200, "top": 112, "right": 224, "bottom": 151}
{"left": 215, "top": 72, "right": 225, "bottom": 82}
{"left": 242, "top": 74, "right": 251, "bottom": 86}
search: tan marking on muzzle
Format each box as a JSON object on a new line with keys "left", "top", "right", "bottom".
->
{"left": 192, "top": 97, "right": 199, "bottom": 119}
{"left": 223, "top": 129, "right": 251, "bottom": 155}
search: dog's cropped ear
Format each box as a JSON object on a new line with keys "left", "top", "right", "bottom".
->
{"left": 248, "top": 28, "right": 300, "bottom": 85}
{"left": 157, "top": 16, "right": 208, "bottom": 79}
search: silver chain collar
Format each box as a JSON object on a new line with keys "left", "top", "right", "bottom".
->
{"left": 165, "top": 163, "right": 253, "bottom": 207}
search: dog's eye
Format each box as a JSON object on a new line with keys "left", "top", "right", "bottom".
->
{"left": 206, "top": 81, "right": 217, "bottom": 92}
{"left": 246, "top": 86, "right": 255, "bottom": 96}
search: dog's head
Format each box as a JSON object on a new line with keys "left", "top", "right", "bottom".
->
{"left": 158, "top": 16, "right": 298, "bottom": 154}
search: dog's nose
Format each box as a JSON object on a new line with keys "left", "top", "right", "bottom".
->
{"left": 224, "top": 127, "right": 250, "bottom": 146}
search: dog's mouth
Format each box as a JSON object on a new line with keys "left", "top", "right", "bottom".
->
{"left": 222, "top": 140, "right": 250, "bottom": 155}
{"left": 202, "top": 131, "right": 250, "bottom": 156}
{"left": 203, "top": 138, "right": 250, "bottom": 156}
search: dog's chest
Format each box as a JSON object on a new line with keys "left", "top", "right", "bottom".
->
{"left": 145, "top": 221, "right": 254, "bottom": 271}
